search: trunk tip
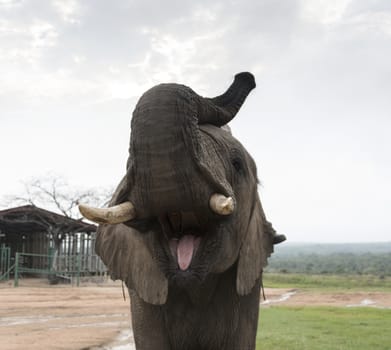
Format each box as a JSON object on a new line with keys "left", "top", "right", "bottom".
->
{"left": 234, "top": 72, "right": 256, "bottom": 89}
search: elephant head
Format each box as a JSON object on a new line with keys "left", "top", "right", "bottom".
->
{"left": 80, "top": 72, "right": 275, "bottom": 305}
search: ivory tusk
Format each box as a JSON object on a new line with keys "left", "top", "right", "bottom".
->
{"left": 78, "top": 201, "right": 136, "bottom": 224}
{"left": 209, "top": 194, "right": 234, "bottom": 215}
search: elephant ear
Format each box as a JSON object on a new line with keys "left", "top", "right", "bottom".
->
{"left": 95, "top": 176, "right": 168, "bottom": 305}
{"left": 95, "top": 224, "right": 168, "bottom": 305}
{"left": 236, "top": 198, "right": 274, "bottom": 295}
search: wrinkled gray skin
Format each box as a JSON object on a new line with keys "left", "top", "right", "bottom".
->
{"left": 95, "top": 73, "right": 275, "bottom": 350}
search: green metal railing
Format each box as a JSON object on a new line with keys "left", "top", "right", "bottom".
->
{"left": 0, "top": 245, "right": 11, "bottom": 281}
{"left": 12, "top": 252, "right": 105, "bottom": 287}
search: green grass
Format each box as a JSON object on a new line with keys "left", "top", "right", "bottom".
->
{"left": 263, "top": 273, "right": 391, "bottom": 291}
{"left": 256, "top": 306, "right": 391, "bottom": 350}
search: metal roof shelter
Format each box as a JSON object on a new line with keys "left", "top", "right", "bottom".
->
{"left": 0, "top": 205, "right": 98, "bottom": 276}
{"left": 0, "top": 205, "right": 96, "bottom": 236}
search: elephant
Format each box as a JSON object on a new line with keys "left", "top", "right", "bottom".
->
{"left": 79, "top": 72, "right": 285, "bottom": 350}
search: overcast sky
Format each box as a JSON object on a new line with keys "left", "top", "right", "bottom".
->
{"left": 1, "top": 0, "right": 390, "bottom": 243}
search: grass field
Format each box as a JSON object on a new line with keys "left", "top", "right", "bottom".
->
{"left": 263, "top": 273, "right": 391, "bottom": 291}
{"left": 256, "top": 306, "right": 391, "bottom": 350}
{"left": 256, "top": 273, "right": 391, "bottom": 349}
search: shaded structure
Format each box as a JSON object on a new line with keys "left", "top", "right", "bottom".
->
{"left": 0, "top": 205, "right": 105, "bottom": 279}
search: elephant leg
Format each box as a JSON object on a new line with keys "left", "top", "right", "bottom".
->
{"left": 129, "top": 289, "right": 171, "bottom": 350}
{"left": 231, "top": 280, "right": 261, "bottom": 350}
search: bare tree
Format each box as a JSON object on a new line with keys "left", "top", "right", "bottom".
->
{"left": 2, "top": 175, "right": 113, "bottom": 219}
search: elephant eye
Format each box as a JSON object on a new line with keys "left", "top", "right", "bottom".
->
{"left": 231, "top": 157, "right": 243, "bottom": 173}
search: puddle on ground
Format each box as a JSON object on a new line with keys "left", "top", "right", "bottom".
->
{"left": 346, "top": 298, "right": 390, "bottom": 309}
{"left": 99, "top": 329, "right": 135, "bottom": 350}
{"left": 0, "top": 314, "right": 128, "bottom": 327}
{"left": 260, "top": 290, "right": 297, "bottom": 305}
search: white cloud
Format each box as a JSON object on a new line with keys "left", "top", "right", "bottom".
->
{"left": 72, "top": 54, "right": 85, "bottom": 64}
{"left": 52, "top": 0, "right": 81, "bottom": 24}
{"left": 0, "top": 0, "right": 23, "bottom": 8}
{"left": 0, "top": 19, "right": 58, "bottom": 69}
{"left": 106, "top": 78, "right": 148, "bottom": 100}
{"left": 30, "top": 21, "right": 58, "bottom": 48}
{"left": 0, "top": 19, "right": 23, "bottom": 35}
{"left": 346, "top": 11, "right": 391, "bottom": 36}
{"left": 301, "top": 0, "right": 352, "bottom": 24}
{"left": 192, "top": 7, "right": 218, "bottom": 22}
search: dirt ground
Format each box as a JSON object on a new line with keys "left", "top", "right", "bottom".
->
{"left": 0, "top": 279, "right": 133, "bottom": 350}
{"left": 1, "top": 279, "right": 390, "bottom": 350}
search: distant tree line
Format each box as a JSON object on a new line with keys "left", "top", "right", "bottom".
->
{"left": 266, "top": 252, "right": 391, "bottom": 277}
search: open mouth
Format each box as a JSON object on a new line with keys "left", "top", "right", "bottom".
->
{"left": 159, "top": 211, "right": 205, "bottom": 271}
{"left": 169, "top": 234, "right": 201, "bottom": 271}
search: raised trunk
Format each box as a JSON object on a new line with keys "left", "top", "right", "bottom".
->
{"left": 128, "top": 84, "right": 212, "bottom": 218}
{"left": 124, "top": 73, "right": 256, "bottom": 219}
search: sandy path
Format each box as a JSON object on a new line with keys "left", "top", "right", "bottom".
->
{"left": 1, "top": 280, "right": 390, "bottom": 350}
{"left": 0, "top": 279, "right": 132, "bottom": 350}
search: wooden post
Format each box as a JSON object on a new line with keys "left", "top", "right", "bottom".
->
{"left": 14, "top": 252, "right": 19, "bottom": 287}
{"left": 76, "top": 254, "right": 81, "bottom": 287}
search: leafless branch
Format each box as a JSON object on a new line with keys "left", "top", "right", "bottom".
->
{"left": 1, "top": 175, "right": 114, "bottom": 219}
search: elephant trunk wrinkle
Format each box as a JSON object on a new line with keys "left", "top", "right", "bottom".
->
{"left": 129, "top": 84, "right": 214, "bottom": 218}
{"left": 127, "top": 82, "right": 237, "bottom": 221}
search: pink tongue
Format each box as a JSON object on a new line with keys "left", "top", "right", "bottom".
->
{"left": 177, "top": 235, "right": 195, "bottom": 271}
